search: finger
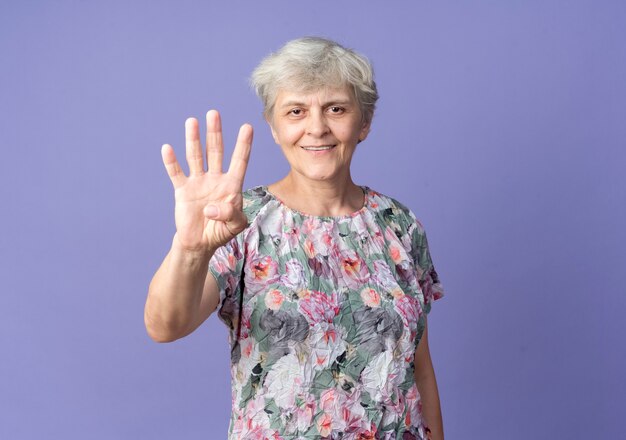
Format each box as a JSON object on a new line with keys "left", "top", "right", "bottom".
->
{"left": 161, "top": 144, "right": 186, "bottom": 189}
{"left": 227, "top": 123, "right": 253, "bottom": 183}
{"left": 206, "top": 110, "right": 224, "bottom": 174}
{"left": 185, "top": 118, "right": 205, "bottom": 176}
{"left": 203, "top": 203, "right": 248, "bottom": 233}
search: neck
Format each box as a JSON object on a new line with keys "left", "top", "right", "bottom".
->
{"left": 268, "top": 172, "right": 364, "bottom": 217}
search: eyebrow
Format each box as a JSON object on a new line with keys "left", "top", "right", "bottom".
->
{"left": 278, "top": 99, "right": 353, "bottom": 109}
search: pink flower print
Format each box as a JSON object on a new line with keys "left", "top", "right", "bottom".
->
{"left": 390, "top": 287, "right": 405, "bottom": 299}
{"left": 389, "top": 243, "right": 404, "bottom": 264}
{"left": 280, "top": 259, "right": 306, "bottom": 291}
{"left": 319, "top": 387, "right": 368, "bottom": 434}
{"left": 404, "top": 384, "right": 422, "bottom": 433}
{"left": 338, "top": 250, "right": 370, "bottom": 289}
{"left": 351, "top": 214, "right": 369, "bottom": 236}
{"left": 295, "top": 393, "right": 317, "bottom": 433}
{"left": 321, "top": 231, "right": 334, "bottom": 253}
{"left": 224, "top": 273, "right": 239, "bottom": 298}
{"left": 245, "top": 394, "right": 268, "bottom": 422}
{"left": 304, "top": 228, "right": 333, "bottom": 258}
{"left": 245, "top": 254, "right": 279, "bottom": 292}
{"left": 298, "top": 290, "right": 340, "bottom": 325}
{"left": 326, "top": 327, "right": 338, "bottom": 344}
{"left": 406, "top": 382, "right": 419, "bottom": 400}
{"left": 360, "top": 288, "right": 381, "bottom": 308}
{"left": 396, "top": 338, "right": 417, "bottom": 365}
{"left": 303, "top": 238, "right": 316, "bottom": 259}
{"left": 394, "top": 295, "right": 421, "bottom": 331}
{"left": 356, "top": 425, "right": 378, "bottom": 440}
{"left": 380, "top": 389, "right": 406, "bottom": 428}
{"left": 227, "top": 252, "right": 238, "bottom": 268}
{"left": 278, "top": 224, "right": 301, "bottom": 255}
{"left": 242, "top": 426, "right": 280, "bottom": 440}
{"left": 384, "top": 225, "right": 400, "bottom": 243}
{"left": 285, "top": 224, "right": 299, "bottom": 240}
{"left": 231, "top": 395, "right": 272, "bottom": 439}
{"left": 251, "top": 256, "right": 278, "bottom": 281}
{"left": 213, "top": 250, "right": 237, "bottom": 273}
{"left": 385, "top": 226, "right": 410, "bottom": 262}
{"left": 341, "top": 399, "right": 369, "bottom": 433}
{"left": 316, "top": 412, "right": 333, "bottom": 437}
{"left": 370, "top": 228, "right": 386, "bottom": 249}
{"left": 395, "top": 260, "right": 417, "bottom": 287}
{"left": 308, "top": 322, "right": 346, "bottom": 369}
{"left": 265, "top": 289, "right": 284, "bottom": 310}
{"left": 301, "top": 217, "right": 322, "bottom": 235}
{"left": 419, "top": 269, "right": 444, "bottom": 304}
{"left": 212, "top": 260, "right": 229, "bottom": 278}
{"left": 307, "top": 255, "right": 334, "bottom": 280}
{"left": 239, "top": 337, "right": 256, "bottom": 361}
{"left": 371, "top": 260, "right": 400, "bottom": 292}
{"left": 240, "top": 302, "right": 254, "bottom": 339}
{"left": 319, "top": 388, "right": 335, "bottom": 413}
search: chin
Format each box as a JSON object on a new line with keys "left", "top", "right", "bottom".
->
{"left": 292, "top": 162, "right": 350, "bottom": 183}
{"left": 305, "top": 173, "right": 333, "bottom": 181}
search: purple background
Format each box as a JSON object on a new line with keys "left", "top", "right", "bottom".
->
{"left": 1, "top": 1, "right": 624, "bottom": 439}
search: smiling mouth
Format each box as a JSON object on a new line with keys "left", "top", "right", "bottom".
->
{"left": 301, "top": 145, "right": 336, "bottom": 151}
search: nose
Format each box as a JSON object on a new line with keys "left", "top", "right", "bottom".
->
{"left": 306, "top": 109, "right": 330, "bottom": 137}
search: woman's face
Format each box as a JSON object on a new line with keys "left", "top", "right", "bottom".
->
{"left": 268, "top": 85, "right": 371, "bottom": 184}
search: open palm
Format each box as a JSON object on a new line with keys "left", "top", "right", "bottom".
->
{"left": 161, "top": 110, "right": 253, "bottom": 252}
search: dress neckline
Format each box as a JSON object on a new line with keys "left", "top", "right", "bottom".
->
{"left": 261, "top": 185, "right": 370, "bottom": 221}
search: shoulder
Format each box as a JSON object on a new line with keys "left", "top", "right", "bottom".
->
{"left": 241, "top": 186, "right": 274, "bottom": 223}
{"left": 365, "top": 187, "right": 425, "bottom": 233}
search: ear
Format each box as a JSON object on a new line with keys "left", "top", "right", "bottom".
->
{"left": 358, "top": 119, "right": 372, "bottom": 143}
{"left": 265, "top": 116, "right": 280, "bottom": 145}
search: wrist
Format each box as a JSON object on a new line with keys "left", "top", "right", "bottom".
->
{"left": 171, "top": 234, "right": 217, "bottom": 262}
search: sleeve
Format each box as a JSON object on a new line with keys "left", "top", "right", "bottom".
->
{"left": 208, "top": 235, "right": 245, "bottom": 330}
{"left": 410, "top": 219, "right": 444, "bottom": 315}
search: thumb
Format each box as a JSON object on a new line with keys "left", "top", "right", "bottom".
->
{"left": 204, "top": 203, "right": 248, "bottom": 235}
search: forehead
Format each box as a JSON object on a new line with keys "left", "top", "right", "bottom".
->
{"left": 274, "top": 85, "right": 356, "bottom": 107}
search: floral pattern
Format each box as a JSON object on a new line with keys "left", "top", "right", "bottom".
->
{"left": 210, "top": 186, "right": 443, "bottom": 439}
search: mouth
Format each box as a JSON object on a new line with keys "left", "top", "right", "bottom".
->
{"left": 301, "top": 145, "right": 336, "bottom": 151}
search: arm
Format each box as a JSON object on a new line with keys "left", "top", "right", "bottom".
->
{"left": 414, "top": 318, "right": 444, "bottom": 440}
{"left": 144, "top": 238, "right": 220, "bottom": 342}
{"left": 144, "top": 111, "right": 252, "bottom": 342}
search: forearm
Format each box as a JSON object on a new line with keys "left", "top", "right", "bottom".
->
{"left": 145, "top": 234, "right": 215, "bottom": 342}
{"left": 413, "top": 320, "right": 444, "bottom": 440}
{"left": 415, "top": 369, "right": 444, "bottom": 440}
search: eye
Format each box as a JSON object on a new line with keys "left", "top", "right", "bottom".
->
{"left": 288, "top": 108, "right": 303, "bottom": 116}
{"left": 328, "top": 106, "right": 345, "bottom": 115}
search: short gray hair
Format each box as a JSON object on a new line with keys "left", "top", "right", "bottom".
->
{"left": 250, "top": 37, "right": 379, "bottom": 123}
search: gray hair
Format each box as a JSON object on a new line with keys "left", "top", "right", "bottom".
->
{"left": 250, "top": 37, "right": 379, "bottom": 123}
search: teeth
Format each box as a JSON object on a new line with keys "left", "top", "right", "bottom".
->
{"left": 302, "top": 145, "right": 334, "bottom": 151}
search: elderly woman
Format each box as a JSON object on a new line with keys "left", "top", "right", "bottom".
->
{"left": 146, "top": 37, "right": 445, "bottom": 439}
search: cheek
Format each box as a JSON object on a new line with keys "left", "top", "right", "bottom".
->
{"left": 336, "top": 120, "right": 364, "bottom": 142}
{"left": 276, "top": 125, "right": 303, "bottom": 146}
{"left": 338, "top": 129, "right": 361, "bottom": 146}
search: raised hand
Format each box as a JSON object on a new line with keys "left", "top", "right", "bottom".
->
{"left": 161, "top": 110, "right": 253, "bottom": 253}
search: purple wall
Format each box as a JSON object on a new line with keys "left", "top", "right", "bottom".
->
{"left": 1, "top": 1, "right": 624, "bottom": 438}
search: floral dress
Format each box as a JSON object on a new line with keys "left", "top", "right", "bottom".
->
{"left": 209, "top": 186, "right": 444, "bottom": 440}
